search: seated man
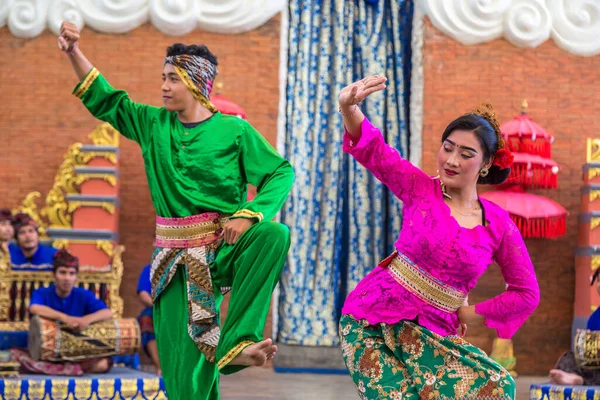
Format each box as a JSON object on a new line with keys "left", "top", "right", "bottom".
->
{"left": 0, "top": 209, "right": 14, "bottom": 252}
{"left": 137, "top": 263, "right": 161, "bottom": 375}
{"left": 9, "top": 213, "right": 57, "bottom": 270}
{"left": 11, "top": 249, "right": 114, "bottom": 375}
{"left": 549, "top": 269, "right": 600, "bottom": 386}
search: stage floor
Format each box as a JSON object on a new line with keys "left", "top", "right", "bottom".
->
{"left": 220, "top": 367, "right": 548, "bottom": 400}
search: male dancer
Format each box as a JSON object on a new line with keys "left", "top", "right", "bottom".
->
{"left": 58, "top": 22, "right": 294, "bottom": 399}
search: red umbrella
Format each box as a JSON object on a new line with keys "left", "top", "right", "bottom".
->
{"left": 480, "top": 189, "right": 568, "bottom": 239}
{"left": 500, "top": 100, "right": 554, "bottom": 158}
{"left": 211, "top": 94, "right": 247, "bottom": 119}
{"left": 505, "top": 152, "right": 560, "bottom": 189}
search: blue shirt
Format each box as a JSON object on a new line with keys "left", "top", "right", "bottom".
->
{"left": 30, "top": 286, "right": 108, "bottom": 317}
{"left": 9, "top": 243, "right": 57, "bottom": 271}
{"left": 588, "top": 307, "right": 600, "bottom": 331}
{"left": 137, "top": 264, "right": 152, "bottom": 316}
{"left": 137, "top": 265, "right": 152, "bottom": 294}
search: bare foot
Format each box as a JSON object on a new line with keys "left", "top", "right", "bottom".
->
{"left": 86, "top": 357, "right": 111, "bottom": 373}
{"left": 549, "top": 369, "right": 584, "bottom": 385}
{"left": 230, "top": 339, "right": 278, "bottom": 367}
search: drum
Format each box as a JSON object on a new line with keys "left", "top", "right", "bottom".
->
{"left": 574, "top": 328, "right": 600, "bottom": 369}
{"left": 28, "top": 316, "right": 141, "bottom": 362}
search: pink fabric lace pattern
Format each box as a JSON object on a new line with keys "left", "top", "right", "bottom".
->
{"left": 341, "top": 118, "right": 540, "bottom": 339}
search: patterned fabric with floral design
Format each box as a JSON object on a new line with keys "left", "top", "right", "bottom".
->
{"left": 9, "top": 348, "right": 113, "bottom": 376}
{"left": 340, "top": 315, "right": 516, "bottom": 400}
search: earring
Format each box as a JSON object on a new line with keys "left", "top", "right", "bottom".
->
{"left": 435, "top": 172, "right": 452, "bottom": 199}
{"left": 480, "top": 168, "right": 489, "bottom": 177}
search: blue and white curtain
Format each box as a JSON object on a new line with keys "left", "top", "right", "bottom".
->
{"left": 278, "top": 0, "right": 414, "bottom": 346}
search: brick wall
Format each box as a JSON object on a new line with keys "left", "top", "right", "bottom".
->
{"left": 421, "top": 19, "right": 600, "bottom": 374}
{"left": 0, "top": 16, "right": 281, "bottom": 335}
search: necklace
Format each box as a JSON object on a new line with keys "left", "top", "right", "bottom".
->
{"left": 434, "top": 175, "right": 481, "bottom": 217}
{"left": 436, "top": 176, "right": 481, "bottom": 216}
{"left": 447, "top": 198, "right": 481, "bottom": 217}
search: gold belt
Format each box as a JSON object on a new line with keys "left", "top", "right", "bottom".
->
{"left": 155, "top": 212, "right": 228, "bottom": 248}
{"left": 386, "top": 253, "right": 468, "bottom": 313}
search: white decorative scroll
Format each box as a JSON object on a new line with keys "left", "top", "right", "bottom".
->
{"left": 0, "top": 0, "right": 15, "bottom": 28}
{"left": 195, "top": 0, "right": 285, "bottom": 34}
{"left": 424, "top": 0, "right": 511, "bottom": 45}
{"left": 8, "top": 0, "right": 47, "bottom": 38}
{"left": 48, "top": 0, "right": 84, "bottom": 37}
{"left": 503, "top": 0, "right": 552, "bottom": 48}
{"left": 77, "top": 0, "right": 148, "bottom": 34}
{"left": 150, "top": 0, "right": 198, "bottom": 36}
{"left": 3, "top": 0, "right": 285, "bottom": 38}
{"left": 423, "top": 0, "right": 600, "bottom": 56}
{"left": 547, "top": 0, "right": 600, "bottom": 57}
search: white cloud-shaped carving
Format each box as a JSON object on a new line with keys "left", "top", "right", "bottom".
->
{"left": 423, "top": 0, "right": 600, "bottom": 56}
{"left": 547, "top": 0, "right": 600, "bottom": 56}
{"left": 4, "top": 0, "right": 284, "bottom": 38}
{"left": 8, "top": 0, "right": 47, "bottom": 38}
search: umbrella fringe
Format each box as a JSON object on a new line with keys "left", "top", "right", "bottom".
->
{"left": 507, "top": 163, "right": 558, "bottom": 189}
{"left": 507, "top": 138, "right": 552, "bottom": 158}
{"left": 510, "top": 214, "right": 566, "bottom": 239}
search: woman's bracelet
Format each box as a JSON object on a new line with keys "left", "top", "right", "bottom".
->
{"left": 338, "top": 104, "right": 358, "bottom": 118}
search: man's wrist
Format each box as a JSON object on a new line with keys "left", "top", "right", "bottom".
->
{"left": 65, "top": 42, "right": 79, "bottom": 57}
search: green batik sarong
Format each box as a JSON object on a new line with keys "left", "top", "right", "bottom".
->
{"left": 340, "top": 314, "right": 516, "bottom": 400}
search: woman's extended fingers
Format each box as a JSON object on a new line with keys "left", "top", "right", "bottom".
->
{"left": 359, "top": 83, "right": 386, "bottom": 99}
{"left": 361, "top": 75, "right": 387, "bottom": 87}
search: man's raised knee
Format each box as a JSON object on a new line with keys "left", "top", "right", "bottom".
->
{"left": 254, "top": 221, "right": 290, "bottom": 242}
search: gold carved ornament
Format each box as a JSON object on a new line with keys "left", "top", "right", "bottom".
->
{"left": 68, "top": 201, "right": 116, "bottom": 215}
{"left": 588, "top": 138, "right": 600, "bottom": 163}
{"left": 88, "top": 122, "right": 120, "bottom": 147}
{"left": 12, "top": 192, "right": 48, "bottom": 239}
{"left": 53, "top": 239, "right": 115, "bottom": 258}
{"left": 74, "top": 173, "right": 117, "bottom": 187}
{"left": 592, "top": 256, "right": 600, "bottom": 272}
{"left": 588, "top": 139, "right": 600, "bottom": 180}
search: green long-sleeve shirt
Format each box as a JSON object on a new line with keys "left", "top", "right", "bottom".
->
{"left": 73, "top": 68, "right": 294, "bottom": 220}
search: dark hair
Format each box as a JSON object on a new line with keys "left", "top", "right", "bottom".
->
{"left": 0, "top": 209, "right": 12, "bottom": 222}
{"left": 53, "top": 249, "right": 79, "bottom": 273}
{"left": 12, "top": 212, "right": 38, "bottom": 239}
{"left": 440, "top": 114, "right": 510, "bottom": 185}
{"left": 593, "top": 268, "right": 600, "bottom": 286}
{"left": 165, "top": 43, "right": 218, "bottom": 66}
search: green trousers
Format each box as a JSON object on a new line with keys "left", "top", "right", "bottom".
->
{"left": 154, "top": 222, "right": 290, "bottom": 400}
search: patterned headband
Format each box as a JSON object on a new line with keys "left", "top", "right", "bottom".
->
{"left": 164, "top": 54, "right": 218, "bottom": 113}
{"left": 12, "top": 212, "right": 37, "bottom": 231}
{"left": 53, "top": 249, "right": 79, "bottom": 270}
{"left": 470, "top": 101, "right": 514, "bottom": 170}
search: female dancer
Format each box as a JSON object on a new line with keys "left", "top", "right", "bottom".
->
{"left": 338, "top": 76, "right": 540, "bottom": 399}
